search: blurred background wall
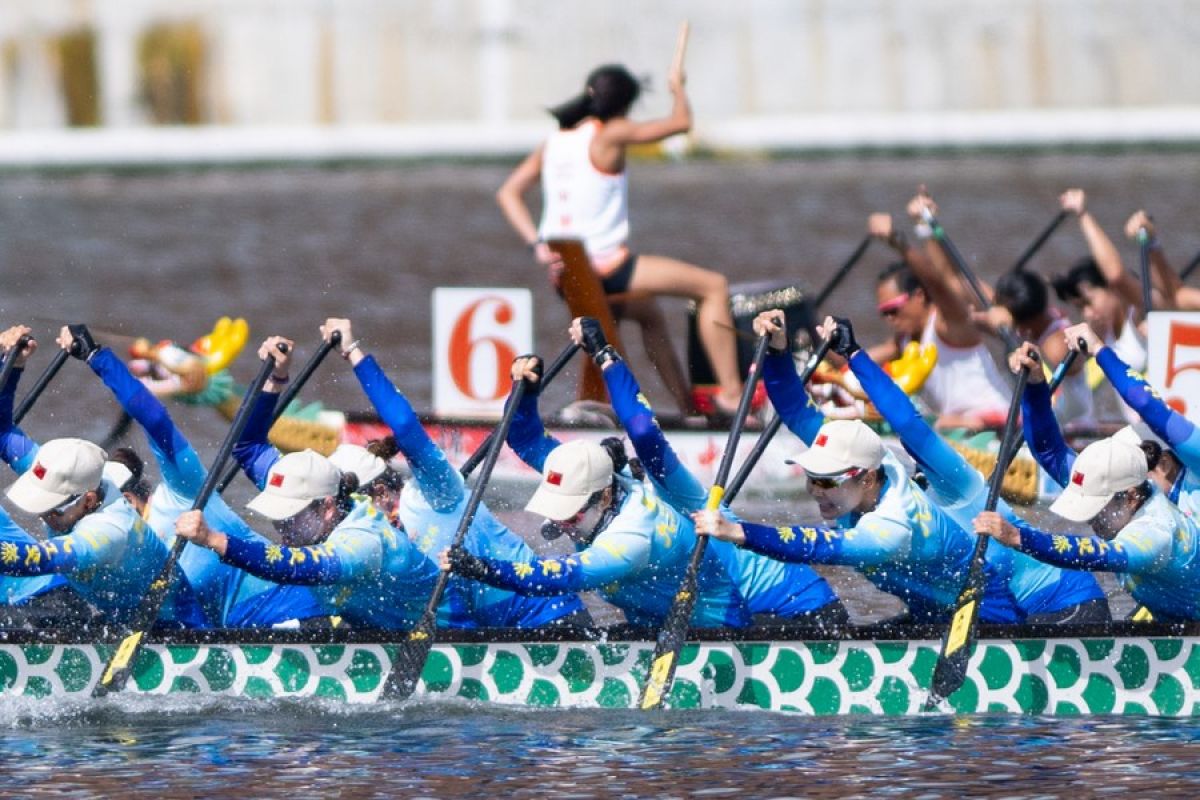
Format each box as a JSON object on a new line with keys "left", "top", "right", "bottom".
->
{"left": 0, "top": 0, "right": 1197, "bottom": 160}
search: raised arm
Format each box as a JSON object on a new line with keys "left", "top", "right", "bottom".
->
{"left": 754, "top": 311, "right": 825, "bottom": 445}
{"left": 1062, "top": 189, "right": 1143, "bottom": 316}
{"left": 1012, "top": 342, "right": 1076, "bottom": 487}
{"left": 504, "top": 356, "right": 561, "bottom": 473}
{"left": 905, "top": 191, "right": 984, "bottom": 346}
{"left": 1125, "top": 210, "right": 1181, "bottom": 310}
{"left": 328, "top": 318, "right": 462, "bottom": 512}
{"left": 0, "top": 326, "right": 39, "bottom": 473}
{"left": 230, "top": 336, "right": 293, "bottom": 488}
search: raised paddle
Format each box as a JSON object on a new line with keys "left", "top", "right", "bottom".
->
{"left": 1180, "top": 249, "right": 1200, "bottom": 283}
{"left": 459, "top": 342, "right": 579, "bottom": 479}
{"left": 918, "top": 207, "right": 1021, "bottom": 352}
{"left": 93, "top": 343, "right": 288, "bottom": 697}
{"left": 923, "top": 354, "right": 1034, "bottom": 711}
{"left": 813, "top": 236, "right": 872, "bottom": 312}
{"left": 639, "top": 334, "right": 771, "bottom": 711}
{"left": 995, "top": 346, "right": 1081, "bottom": 472}
{"left": 0, "top": 335, "right": 31, "bottom": 397}
{"left": 14, "top": 349, "right": 72, "bottom": 425}
{"left": 1011, "top": 211, "right": 1070, "bottom": 273}
{"left": 669, "top": 21, "right": 690, "bottom": 80}
{"left": 723, "top": 336, "right": 833, "bottom": 505}
{"left": 381, "top": 376, "right": 528, "bottom": 701}
{"left": 1136, "top": 227, "right": 1154, "bottom": 317}
{"left": 215, "top": 331, "right": 341, "bottom": 493}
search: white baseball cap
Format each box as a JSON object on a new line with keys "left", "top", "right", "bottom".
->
{"left": 1111, "top": 421, "right": 1166, "bottom": 449}
{"left": 6, "top": 438, "right": 106, "bottom": 514}
{"left": 790, "top": 420, "right": 884, "bottom": 477}
{"left": 525, "top": 439, "right": 614, "bottom": 521}
{"left": 328, "top": 443, "right": 387, "bottom": 485}
{"left": 247, "top": 449, "right": 341, "bottom": 520}
{"left": 1049, "top": 439, "right": 1148, "bottom": 523}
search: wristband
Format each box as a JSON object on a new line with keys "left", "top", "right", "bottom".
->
{"left": 593, "top": 345, "right": 622, "bottom": 369}
{"left": 271, "top": 373, "right": 290, "bottom": 384}
{"left": 913, "top": 222, "right": 934, "bottom": 241}
{"left": 341, "top": 339, "right": 361, "bottom": 359}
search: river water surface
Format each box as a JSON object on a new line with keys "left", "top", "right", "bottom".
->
{"left": 2, "top": 151, "right": 1199, "bottom": 795}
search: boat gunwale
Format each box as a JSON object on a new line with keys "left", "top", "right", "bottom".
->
{"left": 0, "top": 619, "right": 1190, "bottom": 647}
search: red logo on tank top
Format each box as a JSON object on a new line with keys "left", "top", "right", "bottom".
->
{"left": 270, "top": 473, "right": 285, "bottom": 488}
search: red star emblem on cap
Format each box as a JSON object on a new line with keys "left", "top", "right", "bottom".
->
{"left": 1071, "top": 471, "right": 1085, "bottom": 486}
{"left": 815, "top": 434, "right": 828, "bottom": 447}
{"left": 547, "top": 471, "right": 563, "bottom": 486}
{"left": 270, "top": 473, "right": 285, "bottom": 488}
{"left": 32, "top": 463, "right": 46, "bottom": 480}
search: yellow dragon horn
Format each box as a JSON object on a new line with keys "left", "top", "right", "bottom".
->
{"left": 199, "top": 317, "right": 249, "bottom": 374}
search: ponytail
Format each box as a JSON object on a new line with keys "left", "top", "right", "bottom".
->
{"left": 1140, "top": 441, "right": 1164, "bottom": 472}
{"left": 335, "top": 472, "right": 360, "bottom": 516}
{"left": 599, "top": 436, "right": 644, "bottom": 482}
{"left": 547, "top": 64, "right": 641, "bottom": 129}
{"left": 547, "top": 93, "right": 592, "bottom": 130}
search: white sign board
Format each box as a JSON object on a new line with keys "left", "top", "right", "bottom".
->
{"left": 1146, "top": 311, "right": 1200, "bottom": 423}
{"left": 433, "top": 288, "right": 533, "bottom": 418}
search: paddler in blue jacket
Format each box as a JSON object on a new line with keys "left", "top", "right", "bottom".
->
{"left": 318, "top": 317, "right": 589, "bottom": 628}
{"left": 694, "top": 314, "right": 1031, "bottom": 624}
{"left": 975, "top": 437, "right": 1200, "bottom": 622}
{"left": 63, "top": 325, "right": 323, "bottom": 627}
{"left": 817, "top": 315, "right": 1107, "bottom": 623}
{"left": 0, "top": 326, "right": 204, "bottom": 628}
{"left": 560, "top": 316, "right": 846, "bottom": 625}
{"left": 175, "top": 336, "right": 445, "bottom": 629}
{"left": 441, "top": 352, "right": 754, "bottom": 628}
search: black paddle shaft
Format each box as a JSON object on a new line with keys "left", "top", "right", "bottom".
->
{"left": 216, "top": 332, "right": 341, "bottom": 494}
{"left": 926, "top": 216, "right": 1022, "bottom": 353}
{"left": 1181, "top": 249, "right": 1200, "bottom": 283}
{"left": 93, "top": 346, "right": 287, "bottom": 697}
{"left": 14, "top": 349, "right": 71, "bottom": 425}
{"left": 638, "top": 335, "right": 771, "bottom": 711}
{"left": 724, "top": 337, "right": 834, "bottom": 505}
{"left": 813, "top": 237, "right": 872, "bottom": 311}
{"left": 1011, "top": 211, "right": 1069, "bottom": 273}
{"left": 459, "top": 343, "right": 579, "bottom": 479}
{"left": 0, "top": 336, "right": 31, "bottom": 396}
{"left": 924, "top": 362, "right": 1032, "bottom": 710}
{"left": 382, "top": 378, "right": 528, "bottom": 701}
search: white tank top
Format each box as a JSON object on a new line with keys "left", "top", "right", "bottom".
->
{"left": 916, "top": 311, "right": 1011, "bottom": 418}
{"left": 1038, "top": 312, "right": 1095, "bottom": 428}
{"left": 538, "top": 120, "right": 630, "bottom": 268}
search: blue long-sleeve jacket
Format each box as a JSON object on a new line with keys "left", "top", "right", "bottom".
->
{"left": 1095, "top": 346, "right": 1200, "bottom": 515}
{"left": 848, "top": 349, "right": 1103, "bottom": 615}
{"left": 88, "top": 347, "right": 322, "bottom": 627}
{"left": 504, "top": 387, "right": 753, "bottom": 627}
{"left": 0, "top": 360, "right": 204, "bottom": 627}
{"left": 602, "top": 359, "right": 839, "bottom": 617}
{"left": 762, "top": 349, "right": 1024, "bottom": 623}
{"left": 232, "top": 389, "right": 456, "bottom": 628}
{"left": 353, "top": 354, "right": 583, "bottom": 627}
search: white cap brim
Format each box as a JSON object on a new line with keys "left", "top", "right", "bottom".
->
{"left": 524, "top": 484, "right": 590, "bottom": 522}
{"left": 1048, "top": 487, "right": 1114, "bottom": 523}
{"left": 247, "top": 491, "right": 313, "bottom": 521}
{"left": 5, "top": 475, "right": 74, "bottom": 515}
{"left": 790, "top": 448, "right": 857, "bottom": 477}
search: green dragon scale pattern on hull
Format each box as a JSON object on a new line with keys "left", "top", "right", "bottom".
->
{"left": 2, "top": 636, "right": 1198, "bottom": 714}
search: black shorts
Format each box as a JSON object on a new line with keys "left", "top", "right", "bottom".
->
{"left": 600, "top": 252, "right": 639, "bottom": 294}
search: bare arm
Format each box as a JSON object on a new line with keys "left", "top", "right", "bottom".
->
{"left": 495, "top": 147, "right": 545, "bottom": 248}
{"left": 904, "top": 192, "right": 980, "bottom": 346}
{"left": 1062, "top": 189, "right": 1143, "bottom": 316}
{"left": 1126, "top": 210, "right": 1180, "bottom": 310}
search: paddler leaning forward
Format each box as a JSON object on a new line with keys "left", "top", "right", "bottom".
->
{"left": 441, "top": 355, "right": 754, "bottom": 629}
{"left": 174, "top": 336, "right": 446, "bottom": 630}
{"left": 693, "top": 312, "right": 1105, "bottom": 625}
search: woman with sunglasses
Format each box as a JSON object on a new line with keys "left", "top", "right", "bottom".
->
{"left": 817, "top": 315, "right": 1108, "bottom": 623}
{"left": 0, "top": 326, "right": 205, "bottom": 628}
{"left": 693, "top": 313, "right": 1037, "bottom": 625}
{"left": 314, "top": 318, "right": 589, "bottom": 628}
{"left": 866, "top": 193, "right": 1011, "bottom": 430}
{"left": 441, "top": 355, "right": 754, "bottom": 629}
{"left": 59, "top": 325, "right": 324, "bottom": 628}
{"left": 175, "top": 335, "right": 450, "bottom": 630}
{"left": 561, "top": 315, "right": 848, "bottom": 626}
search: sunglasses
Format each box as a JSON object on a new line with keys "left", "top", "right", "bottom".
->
{"left": 807, "top": 468, "right": 865, "bottom": 490}
{"left": 43, "top": 493, "right": 82, "bottom": 516}
{"left": 877, "top": 293, "right": 911, "bottom": 318}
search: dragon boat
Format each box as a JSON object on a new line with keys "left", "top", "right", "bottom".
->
{"left": 2, "top": 622, "right": 1196, "bottom": 715}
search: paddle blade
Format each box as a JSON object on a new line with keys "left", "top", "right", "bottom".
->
{"left": 92, "top": 549, "right": 181, "bottom": 697}
{"left": 381, "top": 623, "right": 436, "bottom": 701}
{"left": 638, "top": 573, "right": 699, "bottom": 710}
{"left": 923, "top": 581, "right": 984, "bottom": 710}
